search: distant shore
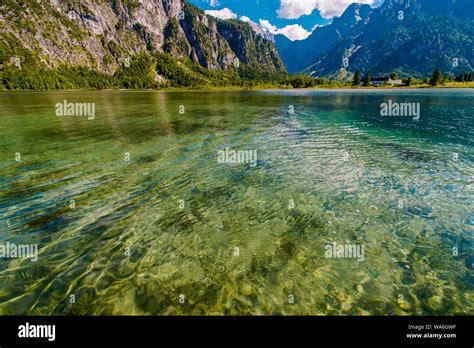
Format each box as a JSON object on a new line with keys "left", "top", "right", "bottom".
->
{"left": 1, "top": 81, "right": 473, "bottom": 92}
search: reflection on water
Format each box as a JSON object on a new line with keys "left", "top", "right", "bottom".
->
{"left": 0, "top": 89, "right": 472, "bottom": 315}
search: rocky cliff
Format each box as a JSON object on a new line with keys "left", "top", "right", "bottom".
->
{"left": 0, "top": 0, "right": 285, "bottom": 75}
{"left": 276, "top": 3, "right": 373, "bottom": 74}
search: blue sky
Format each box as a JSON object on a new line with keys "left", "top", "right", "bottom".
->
{"left": 188, "top": 0, "right": 384, "bottom": 41}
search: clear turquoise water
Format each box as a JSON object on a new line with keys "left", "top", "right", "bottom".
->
{"left": 0, "top": 89, "right": 472, "bottom": 315}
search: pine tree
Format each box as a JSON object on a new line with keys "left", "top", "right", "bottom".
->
{"left": 353, "top": 70, "right": 361, "bottom": 86}
{"left": 430, "top": 68, "right": 442, "bottom": 86}
{"left": 363, "top": 70, "right": 371, "bottom": 86}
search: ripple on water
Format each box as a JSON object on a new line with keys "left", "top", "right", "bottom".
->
{"left": 0, "top": 90, "right": 472, "bottom": 315}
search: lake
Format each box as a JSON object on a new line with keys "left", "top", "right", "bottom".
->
{"left": 0, "top": 89, "right": 472, "bottom": 315}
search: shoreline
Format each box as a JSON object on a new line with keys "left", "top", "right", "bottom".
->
{"left": 1, "top": 82, "right": 473, "bottom": 93}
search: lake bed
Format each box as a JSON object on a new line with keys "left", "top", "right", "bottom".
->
{"left": 0, "top": 89, "right": 472, "bottom": 315}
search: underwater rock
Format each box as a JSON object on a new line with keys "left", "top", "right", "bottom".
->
{"left": 341, "top": 300, "right": 352, "bottom": 311}
{"left": 250, "top": 254, "right": 272, "bottom": 277}
{"left": 241, "top": 283, "right": 254, "bottom": 296}
{"left": 427, "top": 295, "right": 443, "bottom": 312}
{"left": 278, "top": 237, "right": 297, "bottom": 256}
{"left": 398, "top": 300, "right": 411, "bottom": 310}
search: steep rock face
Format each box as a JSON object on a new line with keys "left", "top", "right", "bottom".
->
{"left": 244, "top": 19, "right": 275, "bottom": 42}
{"left": 179, "top": 3, "right": 236, "bottom": 70}
{"left": 276, "top": 3, "right": 373, "bottom": 73}
{"left": 216, "top": 19, "right": 285, "bottom": 72}
{"left": 0, "top": 0, "right": 285, "bottom": 74}
{"left": 298, "top": 0, "right": 474, "bottom": 77}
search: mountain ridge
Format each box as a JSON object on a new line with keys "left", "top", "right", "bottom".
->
{"left": 276, "top": 3, "right": 373, "bottom": 74}
{"left": 277, "top": 0, "right": 474, "bottom": 78}
{"left": 0, "top": 0, "right": 285, "bottom": 77}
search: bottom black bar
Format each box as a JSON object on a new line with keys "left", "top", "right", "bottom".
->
{"left": 0, "top": 316, "right": 471, "bottom": 346}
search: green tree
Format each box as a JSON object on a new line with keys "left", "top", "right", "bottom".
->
{"left": 430, "top": 68, "right": 442, "bottom": 86}
{"left": 405, "top": 77, "right": 412, "bottom": 86}
{"left": 363, "top": 70, "right": 372, "bottom": 86}
{"left": 390, "top": 72, "right": 398, "bottom": 80}
{"left": 456, "top": 71, "right": 474, "bottom": 82}
{"left": 352, "top": 70, "right": 361, "bottom": 86}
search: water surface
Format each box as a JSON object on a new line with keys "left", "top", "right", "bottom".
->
{"left": 0, "top": 89, "right": 472, "bottom": 315}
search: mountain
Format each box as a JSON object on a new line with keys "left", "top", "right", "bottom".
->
{"left": 277, "top": 0, "right": 474, "bottom": 78}
{"left": 241, "top": 18, "right": 275, "bottom": 42}
{"left": 276, "top": 3, "right": 373, "bottom": 73}
{"left": 0, "top": 0, "right": 285, "bottom": 81}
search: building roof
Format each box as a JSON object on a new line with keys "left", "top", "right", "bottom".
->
{"left": 371, "top": 77, "right": 390, "bottom": 82}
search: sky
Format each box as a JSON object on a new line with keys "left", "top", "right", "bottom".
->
{"left": 188, "top": 0, "right": 384, "bottom": 41}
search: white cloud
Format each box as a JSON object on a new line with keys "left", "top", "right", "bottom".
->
{"left": 277, "top": 0, "right": 318, "bottom": 19}
{"left": 240, "top": 16, "right": 252, "bottom": 22}
{"left": 276, "top": 24, "right": 313, "bottom": 40}
{"left": 205, "top": 8, "right": 237, "bottom": 20}
{"left": 259, "top": 19, "right": 312, "bottom": 41}
{"left": 209, "top": 0, "right": 219, "bottom": 7}
{"left": 277, "top": 0, "right": 376, "bottom": 20}
{"left": 259, "top": 19, "right": 278, "bottom": 32}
